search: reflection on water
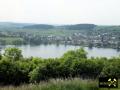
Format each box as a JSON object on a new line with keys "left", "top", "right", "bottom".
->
{"left": 0, "top": 44, "right": 120, "bottom": 58}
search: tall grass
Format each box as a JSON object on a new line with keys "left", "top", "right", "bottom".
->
{"left": 0, "top": 78, "right": 119, "bottom": 90}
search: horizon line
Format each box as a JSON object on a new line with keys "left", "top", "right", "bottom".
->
{"left": 0, "top": 21, "right": 119, "bottom": 26}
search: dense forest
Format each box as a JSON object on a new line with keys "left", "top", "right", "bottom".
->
{"left": 0, "top": 47, "right": 120, "bottom": 85}
{"left": 23, "top": 24, "right": 55, "bottom": 29}
{"left": 58, "top": 24, "right": 96, "bottom": 30}
{"left": 0, "top": 22, "right": 96, "bottom": 30}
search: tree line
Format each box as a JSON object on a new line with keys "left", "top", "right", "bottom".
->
{"left": 0, "top": 47, "right": 120, "bottom": 85}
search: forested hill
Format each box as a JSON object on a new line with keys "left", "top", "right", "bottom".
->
{"left": 0, "top": 22, "right": 33, "bottom": 29}
{"left": 23, "top": 24, "right": 55, "bottom": 29}
{"left": 0, "top": 22, "right": 97, "bottom": 30}
{"left": 58, "top": 24, "right": 97, "bottom": 30}
{"left": 23, "top": 24, "right": 97, "bottom": 30}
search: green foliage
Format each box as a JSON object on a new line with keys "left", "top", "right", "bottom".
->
{"left": 0, "top": 47, "right": 120, "bottom": 85}
{"left": 0, "top": 59, "right": 24, "bottom": 85}
{"left": 23, "top": 24, "right": 54, "bottom": 29}
{"left": 72, "top": 59, "right": 105, "bottom": 78}
{"left": 0, "top": 37, "right": 25, "bottom": 45}
{"left": 62, "top": 48, "right": 87, "bottom": 60}
{"left": 101, "top": 59, "right": 120, "bottom": 77}
{"left": 0, "top": 54, "right": 2, "bottom": 60}
{"left": 3, "top": 47, "right": 23, "bottom": 61}
{"left": 29, "top": 59, "right": 61, "bottom": 82}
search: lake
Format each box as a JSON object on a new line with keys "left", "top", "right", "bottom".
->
{"left": 0, "top": 44, "right": 120, "bottom": 58}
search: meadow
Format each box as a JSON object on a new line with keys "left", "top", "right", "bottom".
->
{"left": 0, "top": 78, "right": 119, "bottom": 90}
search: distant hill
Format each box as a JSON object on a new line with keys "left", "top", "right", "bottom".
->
{"left": 23, "top": 24, "right": 54, "bottom": 29}
{"left": 58, "top": 24, "right": 97, "bottom": 30}
{"left": 0, "top": 22, "right": 33, "bottom": 29}
{"left": 0, "top": 22, "right": 97, "bottom": 30}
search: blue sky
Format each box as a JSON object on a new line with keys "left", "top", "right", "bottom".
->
{"left": 0, "top": 0, "right": 120, "bottom": 25}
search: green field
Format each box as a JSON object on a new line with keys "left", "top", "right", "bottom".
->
{"left": 0, "top": 37, "right": 24, "bottom": 45}
{"left": 8, "top": 28, "right": 84, "bottom": 36}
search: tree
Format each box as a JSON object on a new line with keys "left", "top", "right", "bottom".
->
{"left": 72, "top": 59, "right": 104, "bottom": 79}
{"left": 29, "top": 59, "right": 61, "bottom": 83}
{"left": 0, "top": 54, "right": 2, "bottom": 60}
{"left": 101, "top": 59, "right": 120, "bottom": 78}
{"left": 0, "top": 59, "right": 23, "bottom": 85}
{"left": 62, "top": 48, "right": 87, "bottom": 61}
{"left": 3, "top": 47, "right": 23, "bottom": 61}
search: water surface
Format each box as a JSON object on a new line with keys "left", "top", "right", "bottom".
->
{"left": 1, "top": 44, "right": 120, "bottom": 58}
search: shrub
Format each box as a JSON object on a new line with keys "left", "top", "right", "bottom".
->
{"left": 3, "top": 47, "right": 23, "bottom": 61}
{"left": 29, "top": 59, "right": 61, "bottom": 83}
{"left": 72, "top": 59, "right": 104, "bottom": 78}
{"left": 0, "top": 59, "right": 23, "bottom": 85}
{"left": 101, "top": 59, "right": 120, "bottom": 77}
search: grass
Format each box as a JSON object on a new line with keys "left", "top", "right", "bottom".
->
{"left": 0, "top": 37, "right": 24, "bottom": 44}
{"left": 8, "top": 28, "right": 84, "bottom": 36}
{"left": 0, "top": 78, "right": 119, "bottom": 90}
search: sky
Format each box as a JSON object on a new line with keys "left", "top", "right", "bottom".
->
{"left": 0, "top": 0, "right": 120, "bottom": 25}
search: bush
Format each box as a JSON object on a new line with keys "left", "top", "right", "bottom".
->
{"left": 101, "top": 59, "right": 120, "bottom": 77}
{"left": 72, "top": 59, "right": 104, "bottom": 78}
{"left": 0, "top": 47, "right": 120, "bottom": 85}
{"left": 62, "top": 48, "right": 87, "bottom": 61}
{"left": 29, "top": 59, "right": 61, "bottom": 83}
{"left": 0, "top": 58, "right": 34, "bottom": 85}
{"left": 3, "top": 47, "right": 23, "bottom": 61}
{"left": 0, "top": 59, "right": 24, "bottom": 85}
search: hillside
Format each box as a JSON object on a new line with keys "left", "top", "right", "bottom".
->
{"left": 0, "top": 22, "right": 33, "bottom": 29}
{"left": 58, "top": 24, "right": 97, "bottom": 30}
{"left": 23, "top": 24, "right": 55, "bottom": 29}
{"left": 0, "top": 22, "right": 97, "bottom": 30}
